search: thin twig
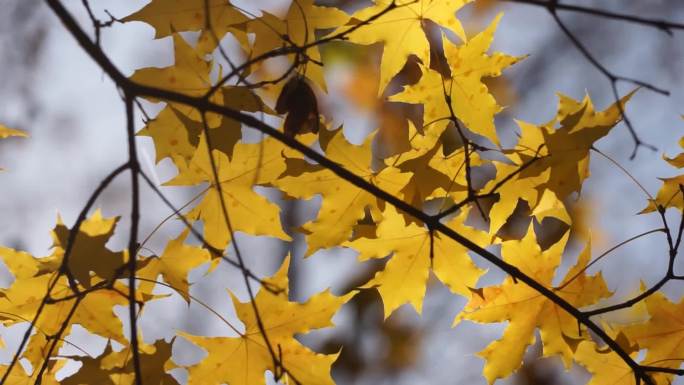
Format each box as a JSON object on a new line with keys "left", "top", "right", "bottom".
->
{"left": 506, "top": 0, "right": 684, "bottom": 35}
{"left": 549, "top": 9, "right": 662, "bottom": 158}
{"left": 592, "top": 147, "right": 653, "bottom": 199}
{"left": 555, "top": 228, "right": 665, "bottom": 290}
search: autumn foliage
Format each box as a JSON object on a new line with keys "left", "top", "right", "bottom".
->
{"left": 1, "top": 1, "right": 684, "bottom": 385}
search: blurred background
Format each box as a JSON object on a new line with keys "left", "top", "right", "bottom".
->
{"left": 0, "top": 1, "right": 683, "bottom": 384}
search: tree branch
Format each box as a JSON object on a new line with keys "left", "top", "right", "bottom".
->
{"left": 506, "top": 0, "right": 684, "bottom": 35}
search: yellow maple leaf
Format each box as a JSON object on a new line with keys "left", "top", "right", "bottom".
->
{"left": 0, "top": 210, "right": 165, "bottom": 374}
{"left": 642, "top": 175, "right": 684, "bottom": 213}
{"left": 345, "top": 205, "right": 486, "bottom": 317}
{"left": 137, "top": 229, "right": 210, "bottom": 303}
{"left": 0, "top": 274, "right": 131, "bottom": 369}
{"left": 484, "top": 161, "right": 550, "bottom": 236}
{"left": 179, "top": 257, "right": 350, "bottom": 385}
{"left": 139, "top": 105, "right": 202, "bottom": 167}
{"left": 621, "top": 291, "right": 684, "bottom": 384}
{"left": 388, "top": 121, "right": 482, "bottom": 210}
{"left": 0, "top": 246, "right": 57, "bottom": 280}
{"left": 0, "top": 362, "right": 61, "bottom": 385}
{"left": 396, "top": 143, "right": 461, "bottom": 208}
{"left": 390, "top": 14, "right": 522, "bottom": 145}
{"left": 456, "top": 226, "right": 611, "bottom": 383}
{"left": 51, "top": 209, "right": 125, "bottom": 288}
{"left": 574, "top": 339, "right": 640, "bottom": 385}
{"left": 508, "top": 91, "right": 635, "bottom": 201}
{"left": 641, "top": 120, "right": 684, "bottom": 213}
{"left": 123, "top": 0, "right": 248, "bottom": 55}
{"left": 531, "top": 189, "right": 571, "bottom": 224}
{"left": 130, "top": 34, "right": 215, "bottom": 100}
{"left": 274, "top": 129, "right": 411, "bottom": 255}
{"left": 336, "top": 0, "right": 471, "bottom": 95}
{"left": 662, "top": 135, "right": 684, "bottom": 168}
{"left": 170, "top": 135, "right": 291, "bottom": 249}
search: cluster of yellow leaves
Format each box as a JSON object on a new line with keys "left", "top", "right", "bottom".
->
{"left": 0, "top": 211, "right": 348, "bottom": 385}
{"left": 0, "top": 212, "right": 141, "bottom": 382}
{"left": 180, "top": 257, "right": 350, "bottom": 385}
{"left": 3, "top": 1, "right": 683, "bottom": 385}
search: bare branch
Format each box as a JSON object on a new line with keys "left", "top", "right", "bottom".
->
{"left": 506, "top": 0, "right": 684, "bottom": 35}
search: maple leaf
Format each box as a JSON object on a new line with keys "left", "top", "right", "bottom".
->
{"left": 387, "top": 121, "right": 482, "bottom": 211}
{"left": 484, "top": 91, "right": 634, "bottom": 233}
{"left": 530, "top": 189, "right": 572, "bottom": 225}
{"left": 130, "top": 34, "right": 214, "bottom": 100}
{"left": 574, "top": 338, "right": 640, "bottom": 385}
{"left": 621, "top": 291, "right": 684, "bottom": 384}
{"left": 137, "top": 229, "right": 210, "bottom": 303}
{"left": 345, "top": 205, "right": 486, "bottom": 316}
{"left": 0, "top": 273, "right": 131, "bottom": 369}
{"left": 274, "top": 129, "right": 411, "bottom": 255}
{"left": 395, "top": 142, "right": 462, "bottom": 208}
{"left": 62, "top": 345, "right": 121, "bottom": 385}
{"left": 642, "top": 175, "right": 684, "bottom": 213}
{"left": 663, "top": 134, "right": 684, "bottom": 169}
{"left": 641, "top": 133, "right": 684, "bottom": 213}
{"left": 507, "top": 91, "right": 635, "bottom": 201}
{"left": 484, "top": 161, "right": 551, "bottom": 236}
{"left": 456, "top": 226, "right": 611, "bottom": 383}
{"left": 0, "top": 362, "right": 61, "bottom": 385}
{"left": 334, "top": 0, "right": 472, "bottom": 95}
{"left": 170, "top": 135, "right": 291, "bottom": 249}
{"left": 179, "top": 257, "right": 351, "bottom": 385}
{"left": 51, "top": 209, "right": 125, "bottom": 288}
{"left": 140, "top": 105, "right": 201, "bottom": 167}
{"left": 390, "top": 14, "right": 523, "bottom": 145}
{"left": 0, "top": 210, "right": 162, "bottom": 373}
{"left": 0, "top": 246, "right": 58, "bottom": 280}
{"left": 123, "top": 0, "right": 248, "bottom": 55}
